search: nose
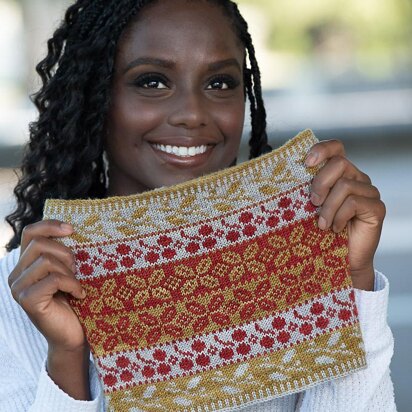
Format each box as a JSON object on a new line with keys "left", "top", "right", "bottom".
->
{"left": 167, "top": 90, "right": 208, "bottom": 129}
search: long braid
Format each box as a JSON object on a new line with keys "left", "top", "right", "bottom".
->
{"left": 244, "top": 38, "right": 272, "bottom": 158}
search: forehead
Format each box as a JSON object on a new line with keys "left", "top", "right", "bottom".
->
{"left": 117, "top": 0, "right": 244, "bottom": 65}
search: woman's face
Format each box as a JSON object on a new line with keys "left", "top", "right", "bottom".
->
{"left": 106, "top": 0, "right": 246, "bottom": 196}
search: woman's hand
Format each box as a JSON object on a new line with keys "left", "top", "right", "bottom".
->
{"left": 305, "top": 140, "right": 386, "bottom": 291}
{"left": 8, "top": 220, "right": 90, "bottom": 400}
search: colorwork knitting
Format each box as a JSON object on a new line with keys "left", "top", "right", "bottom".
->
{"left": 43, "top": 129, "right": 367, "bottom": 411}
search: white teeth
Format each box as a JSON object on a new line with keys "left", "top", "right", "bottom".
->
{"left": 178, "top": 147, "right": 188, "bottom": 156}
{"left": 152, "top": 144, "right": 209, "bottom": 157}
{"left": 188, "top": 147, "right": 196, "bottom": 156}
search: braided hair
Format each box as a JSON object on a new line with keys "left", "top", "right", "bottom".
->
{"left": 6, "top": 0, "right": 272, "bottom": 251}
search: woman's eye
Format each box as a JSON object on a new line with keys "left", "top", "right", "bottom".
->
{"left": 208, "top": 80, "right": 229, "bottom": 90}
{"left": 142, "top": 80, "right": 167, "bottom": 89}
{"left": 133, "top": 74, "right": 168, "bottom": 89}
{"left": 206, "top": 76, "right": 239, "bottom": 90}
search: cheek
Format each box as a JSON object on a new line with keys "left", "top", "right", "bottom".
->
{"left": 216, "top": 101, "right": 245, "bottom": 143}
{"left": 108, "top": 92, "right": 166, "bottom": 140}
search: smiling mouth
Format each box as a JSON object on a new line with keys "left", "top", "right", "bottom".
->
{"left": 150, "top": 143, "right": 213, "bottom": 158}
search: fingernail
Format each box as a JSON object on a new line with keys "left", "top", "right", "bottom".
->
{"left": 311, "top": 192, "right": 321, "bottom": 205}
{"left": 81, "top": 289, "right": 87, "bottom": 299}
{"left": 318, "top": 216, "right": 327, "bottom": 230}
{"left": 60, "top": 223, "right": 73, "bottom": 233}
{"left": 305, "top": 152, "right": 318, "bottom": 167}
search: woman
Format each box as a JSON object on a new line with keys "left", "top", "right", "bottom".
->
{"left": 0, "top": 0, "right": 396, "bottom": 410}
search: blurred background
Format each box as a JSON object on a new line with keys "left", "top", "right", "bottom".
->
{"left": 0, "top": 0, "right": 411, "bottom": 409}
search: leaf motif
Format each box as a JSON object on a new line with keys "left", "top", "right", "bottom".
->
{"left": 83, "top": 214, "right": 100, "bottom": 227}
{"left": 292, "top": 244, "right": 312, "bottom": 257}
{"left": 105, "top": 296, "right": 124, "bottom": 311}
{"left": 117, "top": 225, "right": 136, "bottom": 236}
{"left": 234, "top": 364, "right": 249, "bottom": 378}
{"left": 132, "top": 206, "right": 149, "bottom": 219}
{"left": 226, "top": 180, "right": 241, "bottom": 195}
{"left": 152, "top": 287, "right": 171, "bottom": 300}
{"left": 196, "top": 257, "right": 213, "bottom": 275}
{"left": 259, "top": 184, "right": 279, "bottom": 196}
{"left": 143, "top": 385, "right": 156, "bottom": 399}
{"left": 222, "top": 386, "right": 240, "bottom": 395}
{"left": 290, "top": 226, "right": 305, "bottom": 244}
{"left": 320, "top": 233, "right": 335, "bottom": 251}
{"left": 328, "top": 331, "right": 341, "bottom": 347}
{"left": 210, "top": 376, "right": 227, "bottom": 383}
{"left": 243, "top": 242, "right": 259, "bottom": 260}
{"left": 167, "top": 215, "right": 187, "bottom": 226}
{"left": 282, "top": 349, "right": 296, "bottom": 364}
{"left": 214, "top": 202, "right": 233, "bottom": 213}
{"left": 269, "top": 372, "right": 287, "bottom": 381}
{"left": 180, "top": 194, "right": 197, "bottom": 209}
{"left": 315, "top": 356, "right": 335, "bottom": 364}
{"left": 187, "top": 376, "right": 202, "bottom": 390}
{"left": 174, "top": 397, "right": 192, "bottom": 406}
{"left": 72, "top": 233, "right": 92, "bottom": 244}
{"left": 89, "top": 299, "right": 104, "bottom": 314}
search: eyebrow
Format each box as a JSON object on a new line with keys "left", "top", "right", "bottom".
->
{"left": 208, "top": 58, "right": 242, "bottom": 72}
{"left": 123, "top": 57, "right": 242, "bottom": 73}
{"left": 124, "top": 57, "right": 174, "bottom": 73}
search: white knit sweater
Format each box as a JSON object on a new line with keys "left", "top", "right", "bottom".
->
{"left": 0, "top": 248, "right": 397, "bottom": 412}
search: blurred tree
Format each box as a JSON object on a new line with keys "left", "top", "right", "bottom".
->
{"left": 238, "top": 0, "right": 412, "bottom": 82}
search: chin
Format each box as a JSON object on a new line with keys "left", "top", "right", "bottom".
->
{"left": 159, "top": 172, "right": 202, "bottom": 188}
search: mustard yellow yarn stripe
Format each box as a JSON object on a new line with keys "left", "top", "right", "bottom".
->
{"left": 106, "top": 324, "right": 366, "bottom": 412}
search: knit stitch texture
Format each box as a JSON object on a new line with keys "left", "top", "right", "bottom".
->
{"left": 43, "top": 129, "right": 367, "bottom": 411}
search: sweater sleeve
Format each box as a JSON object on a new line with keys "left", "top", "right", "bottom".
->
{"left": 0, "top": 336, "right": 103, "bottom": 412}
{"left": 0, "top": 250, "right": 105, "bottom": 411}
{"left": 296, "top": 271, "right": 397, "bottom": 412}
{"left": 27, "top": 359, "right": 104, "bottom": 412}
